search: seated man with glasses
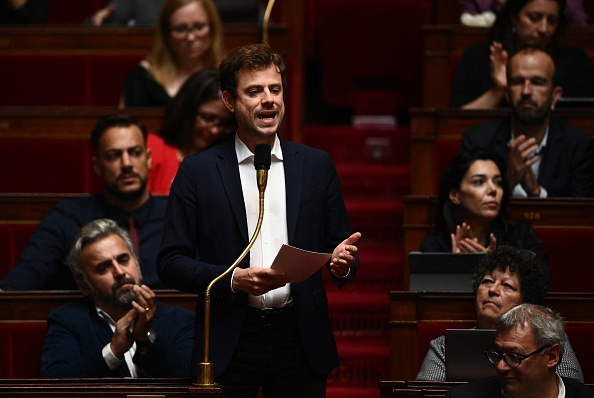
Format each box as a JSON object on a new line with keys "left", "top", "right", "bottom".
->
{"left": 447, "top": 304, "right": 593, "bottom": 398}
{"left": 417, "top": 246, "right": 583, "bottom": 381}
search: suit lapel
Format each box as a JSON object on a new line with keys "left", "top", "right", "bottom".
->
{"left": 280, "top": 139, "right": 303, "bottom": 245}
{"left": 536, "top": 118, "right": 561, "bottom": 186}
{"left": 216, "top": 140, "right": 249, "bottom": 244}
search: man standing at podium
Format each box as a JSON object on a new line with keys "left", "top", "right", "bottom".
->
{"left": 158, "top": 44, "right": 361, "bottom": 397}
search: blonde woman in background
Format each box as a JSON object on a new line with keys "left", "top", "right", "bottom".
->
{"left": 121, "top": 0, "right": 224, "bottom": 107}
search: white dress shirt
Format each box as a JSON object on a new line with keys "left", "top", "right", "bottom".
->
{"left": 235, "top": 135, "right": 292, "bottom": 309}
{"left": 97, "top": 307, "right": 138, "bottom": 377}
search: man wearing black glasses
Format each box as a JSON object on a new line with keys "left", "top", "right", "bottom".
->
{"left": 447, "top": 304, "right": 594, "bottom": 398}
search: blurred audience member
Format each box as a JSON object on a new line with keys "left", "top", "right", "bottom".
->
{"left": 121, "top": 0, "right": 224, "bottom": 107}
{"left": 417, "top": 246, "right": 583, "bottom": 382}
{"left": 0, "top": 0, "right": 46, "bottom": 24}
{"left": 459, "top": 0, "right": 589, "bottom": 27}
{"left": 0, "top": 114, "right": 167, "bottom": 292}
{"left": 420, "top": 150, "right": 544, "bottom": 262}
{"left": 88, "top": 0, "right": 163, "bottom": 26}
{"left": 450, "top": 0, "right": 593, "bottom": 109}
{"left": 88, "top": 0, "right": 262, "bottom": 26}
{"left": 148, "top": 68, "right": 233, "bottom": 194}
{"left": 461, "top": 46, "right": 594, "bottom": 198}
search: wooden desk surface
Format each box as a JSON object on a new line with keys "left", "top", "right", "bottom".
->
{"left": 0, "top": 25, "right": 289, "bottom": 55}
{"left": 0, "top": 378, "right": 221, "bottom": 397}
{"left": 0, "top": 107, "right": 165, "bottom": 139}
{"left": 0, "top": 290, "right": 197, "bottom": 320}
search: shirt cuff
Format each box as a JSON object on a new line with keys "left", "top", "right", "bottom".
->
{"left": 331, "top": 267, "right": 350, "bottom": 279}
{"left": 230, "top": 268, "right": 238, "bottom": 293}
{"left": 512, "top": 184, "right": 546, "bottom": 198}
{"left": 102, "top": 343, "right": 123, "bottom": 370}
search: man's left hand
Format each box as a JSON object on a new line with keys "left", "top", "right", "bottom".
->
{"left": 330, "top": 232, "right": 362, "bottom": 276}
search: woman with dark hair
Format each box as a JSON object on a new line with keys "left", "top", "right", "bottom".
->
{"left": 147, "top": 68, "right": 233, "bottom": 194}
{"left": 450, "top": 0, "right": 593, "bottom": 109}
{"left": 420, "top": 150, "right": 544, "bottom": 261}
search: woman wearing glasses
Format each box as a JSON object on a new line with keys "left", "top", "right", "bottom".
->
{"left": 416, "top": 246, "right": 584, "bottom": 381}
{"left": 121, "top": 0, "right": 224, "bottom": 107}
{"left": 147, "top": 68, "right": 234, "bottom": 194}
{"left": 420, "top": 150, "right": 545, "bottom": 262}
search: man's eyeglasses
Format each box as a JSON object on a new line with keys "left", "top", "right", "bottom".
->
{"left": 483, "top": 344, "right": 551, "bottom": 368}
{"left": 497, "top": 245, "right": 536, "bottom": 261}
{"left": 170, "top": 23, "right": 210, "bottom": 38}
{"left": 197, "top": 112, "right": 232, "bottom": 128}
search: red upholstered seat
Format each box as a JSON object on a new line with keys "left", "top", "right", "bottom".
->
{"left": 0, "top": 223, "right": 38, "bottom": 280}
{"left": 317, "top": 0, "right": 432, "bottom": 113}
{"left": 537, "top": 228, "right": 594, "bottom": 293}
{"left": 0, "top": 139, "right": 101, "bottom": 193}
{"left": 0, "top": 321, "right": 47, "bottom": 379}
{"left": 0, "top": 54, "right": 142, "bottom": 106}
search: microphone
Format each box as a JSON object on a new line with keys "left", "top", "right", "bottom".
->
{"left": 254, "top": 143, "right": 271, "bottom": 193}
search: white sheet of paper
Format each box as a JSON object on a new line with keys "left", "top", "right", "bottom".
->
{"left": 270, "top": 244, "right": 332, "bottom": 282}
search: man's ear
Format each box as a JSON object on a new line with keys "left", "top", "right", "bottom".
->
{"left": 550, "top": 86, "right": 562, "bottom": 110}
{"left": 222, "top": 91, "right": 235, "bottom": 113}
{"left": 146, "top": 147, "right": 152, "bottom": 170}
{"left": 77, "top": 280, "right": 91, "bottom": 297}
{"left": 546, "top": 343, "right": 561, "bottom": 370}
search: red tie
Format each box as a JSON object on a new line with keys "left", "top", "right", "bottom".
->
{"left": 125, "top": 216, "right": 140, "bottom": 256}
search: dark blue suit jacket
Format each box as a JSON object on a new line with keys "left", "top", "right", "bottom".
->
{"left": 41, "top": 300, "right": 195, "bottom": 378}
{"left": 461, "top": 116, "right": 594, "bottom": 197}
{"left": 157, "top": 137, "right": 358, "bottom": 377}
{"left": 446, "top": 375, "right": 594, "bottom": 397}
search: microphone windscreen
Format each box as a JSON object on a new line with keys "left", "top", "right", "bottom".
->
{"left": 254, "top": 144, "right": 271, "bottom": 170}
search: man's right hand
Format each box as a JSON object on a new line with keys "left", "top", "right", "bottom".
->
{"left": 507, "top": 135, "right": 540, "bottom": 187}
{"left": 232, "top": 267, "right": 289, "bottom": 296}
{"left": 110, "top": 309, "right": 137, "bottom": 359}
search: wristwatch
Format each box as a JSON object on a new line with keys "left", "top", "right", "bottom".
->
{"left": 136, "top": 329, "right": 157, "bottom": 353}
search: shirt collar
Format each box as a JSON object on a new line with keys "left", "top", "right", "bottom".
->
{"left": 234, "top": 134, "right": 283, "bottom": 165}
{"left": 100, "top": 195, "right": 154, "bottom": 228}
{"left": 511, "top": 126, "right": 549, "bottom": 156}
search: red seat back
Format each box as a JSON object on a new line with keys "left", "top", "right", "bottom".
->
{"left": 0, "top": 138, "right": 101, "bottom": 193}
{"left": 537, "top": 228, "right": 594, "bottom": 293}
{"left": 0, "top": 54, "right": 143, "bottom": 106}
{"left": 0, "top": 321, "right": 47, "bottom": 379}
{"left": 0, "top": 224, "right": 38, "bottom": 279}
{"left": 318, "top": 0, "right": 432, "bottom": 113}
